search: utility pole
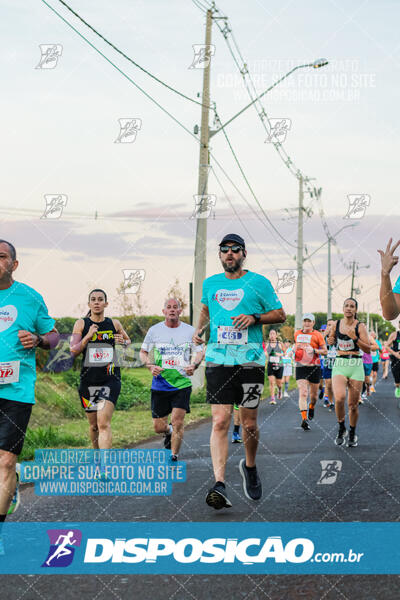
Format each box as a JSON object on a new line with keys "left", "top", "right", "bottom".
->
{"left": 192, "top": 8, "right": 212, "bottom": 387}
{"left": 327, "top": 236, "right": 332, "bottom": 320}
{"left": 295, "top": 175, "right": 304, "bottom": 330}
{"left": 350, "top": 260, "right": 356, "bottom": 297}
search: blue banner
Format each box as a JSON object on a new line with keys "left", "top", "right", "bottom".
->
{"left": 0, "top": 522, "right": 399, "bottom": 574}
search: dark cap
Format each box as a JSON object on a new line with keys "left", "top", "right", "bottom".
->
{"left": 219, "top": 234, "right": 245, "bottom": 248}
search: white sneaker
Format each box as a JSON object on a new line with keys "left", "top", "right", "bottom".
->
{"left": 283, "top": 390, "right": 289, "bottom": 398}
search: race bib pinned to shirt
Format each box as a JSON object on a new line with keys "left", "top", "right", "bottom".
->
{"left": 88, "top": 347, "right": 114, "bottom": 364}
{"left": 217, "top": 326, "right": 248, "bottom": 345}
{"left": 296, "top": 334, "right": 312, "bottom": 344}
{"left": 269, "top": 356, "right": 280, "bottom": 364}
{"left": 327, "top": 348, "right": 337, "bottom": 359}
{"left": 0, "top": 361, "right": 20, "bottom": 384}
{"left": 338, "top": 338, "right": 355, "bottom": 352}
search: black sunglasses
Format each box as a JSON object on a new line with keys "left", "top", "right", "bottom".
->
{"left": 220, "top": 244, "right": 244, "bottom": 254}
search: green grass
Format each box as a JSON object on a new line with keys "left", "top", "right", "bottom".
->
{"left": 21, "top": 368, "right": 297, "bottom": 460}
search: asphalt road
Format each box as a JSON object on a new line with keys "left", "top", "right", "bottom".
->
{"left": 3, "top": 375, "right": 400, "bottom": 599}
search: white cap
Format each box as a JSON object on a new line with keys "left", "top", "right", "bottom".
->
{"left": 302, "top": 313, "right": 315, "bottom": 322}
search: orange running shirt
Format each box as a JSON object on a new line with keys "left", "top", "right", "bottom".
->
{"left": 294, "top": 329, "right": 325, "bottom": 366}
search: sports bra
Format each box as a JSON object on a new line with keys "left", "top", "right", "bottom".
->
{"left": 335, "top": 320, "right": 360, "bottom": 354}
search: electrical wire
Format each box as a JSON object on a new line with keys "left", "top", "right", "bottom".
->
{"left": 55, "top": 0, "right": 212, "bottom": 109}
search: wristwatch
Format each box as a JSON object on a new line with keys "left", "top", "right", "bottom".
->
{"left": 252, "top": 314, "right": 261, "bottom": 324}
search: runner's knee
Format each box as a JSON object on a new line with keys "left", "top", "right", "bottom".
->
{"left": 0, "top": 452, "right": 16, "bottom": 473}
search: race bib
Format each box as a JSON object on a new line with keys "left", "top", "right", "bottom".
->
{"left": 0, "top": 361, "right": 20, "bottom": 384}
{"left": 162, "top": 354, "right": 187, "bottom": 369}
{"left": 269, "top": 356, "right": 280, "bottom": 364}
{"left": 88, "top": 347, "right": 114, "bottom": 364}
{"left": 217, "top": 326, "right": 248, "bottom": 345}
{"left": 338, "top": 339, "right": 355, "bottom": 352}
{"left": 296, "top": 334, "right": 312, "bottom": 344}
{"left": 327, "top": 348, "right": 337, "bottom": 359}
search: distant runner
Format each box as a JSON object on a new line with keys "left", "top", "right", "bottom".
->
{"left": 322, "top": 319, "right": 336, "bottom": 410}
{"left": 193, "top": 234, "right": 285, "bottom": 509}
{"left": 294, "top": 314, "right": 327, "bottom": 431}
{"left": 140, "top": 298, "right": 203, "bottom": 461}
{"left": 264, "top": 329, "right": 284, "bottom": 404}
{"left": 369, "top": 332, "right": 381, "bottom": 393}
{"left": 282, "top": 341, "right": 294, "bottom": 398}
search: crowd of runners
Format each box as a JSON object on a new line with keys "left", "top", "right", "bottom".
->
{"left": 1, "top": 235, "right": 400, "bottom": 525}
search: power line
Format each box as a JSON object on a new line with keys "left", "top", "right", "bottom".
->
{"left": 55, "top": 0, "right": 211, "bottom": 109}
{"left": 214, "top": 109, "right": 298, "bottom": 250}
{"left": 41, "top": 0, "right": 199, "bottom": 141}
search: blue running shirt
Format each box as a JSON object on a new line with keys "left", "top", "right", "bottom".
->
{"left": 201, "top": 270, "right": 282, "bottom": 366}
{"left": 0, "top": 281, "right": 55, "bottom": 403}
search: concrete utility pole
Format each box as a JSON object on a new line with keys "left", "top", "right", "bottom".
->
{"left": 350, "top": 260, "right": 356, "bottom": 298}
{"left": 193, "top": 8, "right": 212, "bottom": 331}
{"left": 295, "top": 175, "right": 304, "bottom": 330}
{"left": 327, "top": 236, "right": 332, "bottom": 320}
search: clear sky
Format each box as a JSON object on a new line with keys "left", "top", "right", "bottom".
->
{"left": 1, "top": 0, "right": 399, "bottom": 319}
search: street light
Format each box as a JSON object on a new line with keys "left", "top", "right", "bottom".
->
{"left": 210, "top": 59, "right": 329, "bottom": 136}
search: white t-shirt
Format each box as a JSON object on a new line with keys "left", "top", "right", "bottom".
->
{"left": 141, "top": 321, "right": 202, "bottom": 391}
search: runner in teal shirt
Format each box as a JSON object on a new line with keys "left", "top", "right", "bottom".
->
{"left": 201, "top": 270, "right": 282, "bottom": 366}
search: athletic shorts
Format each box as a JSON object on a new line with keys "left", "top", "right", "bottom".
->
{"left": 372, "top": 362, "right": 379, "bottom": 372}
{"left": 295, "top": 365, "right": 321, "bottom": 384}
{"left": 0, "top": 398, "right": 33, "bottom": 455}
{"left": 282, "top": 364, "right": 292, "bottom": 377}
{"left": 151, "top": 387, "right": 191, "bottom": 419}
{"left": 205, "top": 364, "right": 265, "bottom": 409}
{"left": 322, "top": 365, "right": 332, "bottom": 380}
{"left": 332, "top": 357, "right": 364, "bottom": 382}
{"left": 363, "top": 363, "right": 373, "bottom": 377}
{"left": 79, "top": 378, "right": 121, "bottom": 413}
{"left": 391, "top": 359, "right": 400, "bottom": 384}
{"left": 267, "top": 363, "right": 284, "bottom": 379}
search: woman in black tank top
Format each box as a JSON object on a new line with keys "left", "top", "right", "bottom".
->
{"left": 70, "top": 289, "right": 130, "bottom": 451}
{"left": 326, "top": 298, "right": 370, "bottom": 448}
{"left": 386, "top": 324, "right": 400, "bottom": 396}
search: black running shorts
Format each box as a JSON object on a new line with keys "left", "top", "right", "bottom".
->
{"left": 372, "top": 362, "right": 379, "bottom": 373}
{"left": 295, "top": 365, "right": 321, "bottom": 384}
{"left": 79, "top": 378, "right": 121, "bottom": 413}
{"left": 0, "top": 398, "right": 33, "bottom": 455}
{"left": 205, "top": 364, "right": 265, "bottom": 408}
{"left": 391, "top": 359, "right": 400, "bottom": 384}
{"left": 151, "top": 387, "right": 191, "bottom": 419}
{"left": 267, "top": 363, "right": 284, "bottom": 379}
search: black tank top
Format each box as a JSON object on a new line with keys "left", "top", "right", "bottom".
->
{"left": 335, "top": 320, "right": 360, "bottom": 354}
{"left": 80, "top": 316, "right": 120, "bottom": 383}
{"left": 392, "top": 330, "right": 400, "bottom": 354}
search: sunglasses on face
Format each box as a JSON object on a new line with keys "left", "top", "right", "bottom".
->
{"left": 220, "top": 245, "right": 243, "bottom": 254}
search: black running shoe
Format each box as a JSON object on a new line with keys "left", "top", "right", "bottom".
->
{"left": 239, "top": 459, "right": 262, "bottom": 501}
{"left": 163, "top": 426, "right": 172, "bottom": 450}
{"left": 308, "top": 406, "right": 315, "bottom": 420}
{"left": 301, "top": 419, "right": 311, "bottom": 431}
{"left": 206, "top": 482, "right": 232, "bottom": 510}
{"left": 335, "top": 425, "right": 347, "bottom": 446}
{"left": 347, "top": 432, "right": 358, "bottom": 448}
{"left": 170, "top": 454, "right": 178, "bottom": 462}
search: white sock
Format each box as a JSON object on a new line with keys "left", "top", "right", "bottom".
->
{"left": 167, "top": 424, "right": 173, "bottom": 434}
